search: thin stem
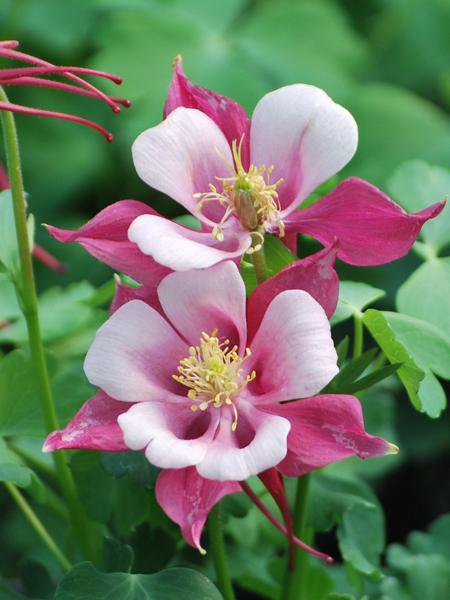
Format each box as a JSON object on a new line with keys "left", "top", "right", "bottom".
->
{"left": 240, "top": 481, "right": 331, "bottom": 563}
{"left": 281, "top": 474, "right": 312, "bottom": 600}
{"left": 0, "top": 86, "right": 98, "bottom": 562}
{"left": 4, "top": 482, "right": 71, "bottom": 571}
{"left": 252, "top": 243, "right": 269, "bottom": 284}
{"left": 208, "top": 504, "right": 235, "bottom": 600}
{"left": 353, "top": 314, "right": 364, "bottom": 359}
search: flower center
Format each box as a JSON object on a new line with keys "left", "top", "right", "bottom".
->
{"left": 172, "top": 329, "right": 256, "bottom": 431}
{"left": 194, "top": 137, "right": 285, "bottom": 250}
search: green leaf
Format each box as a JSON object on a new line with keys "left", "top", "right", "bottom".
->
{"left": 331, "top": 281, "right": 385, "bottom": 326}
{"left": 0, "top": 275, "right": 21, "bottom": 321}
{"left": 0, "top": 439, "right": 34, "bottom": 488}
{"left": 0, "top": 190, "right": 19, "bottom": 278}
{"left": 371, "top": 0, "right": 450, "bottom": 105}
{"left": 397, "top": 257, "right": 450, "bottom": 339}
{"left": 387, "top": 161, "right": 450, "bottom": 254}
{"left": 365, "top": 310, "right": 449, "bottom": 417}
{"left": 308, "top": 474, "right": 384, "bottom": 578}
{"left": 100, "top": 451, "right": 159, "bottom": 488}
{"left": 0, "top": 351, "right": 44, "bottom": 437}
{"left": 348, "top": 84, "right": 450, "bottom": 187}
{"left": 363, "top": 310, "right": 425, "bottom": 413}
{"left": 0, "top": 282, "right": 98, "bottom": 345}
{"left": 340, "top": 363, "right": 401, "bottom": 395}
{"left": 338, "top": 502, "right": 384, "bottom": 579}
{"left": 0, "top": 578, "right": 41, "bottom": 600}
{"left": 236, "top": 0, "right": 368, "bottom": 98}
{"left": 381, "top": 312, "right": 450, "bottom": 380}
{"left": 325, "top": 349, "right": 377, "bottom": 392}
{"left": 100, "top": 538, "right": 134, "bottom": 574}
{"left": 71, "top": 452, "right": 151, "bottom": 534}
{"left": 54, "top": 563, "right": 223, "bottom": 600}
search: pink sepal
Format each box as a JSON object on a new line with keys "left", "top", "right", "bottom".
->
{"left": 247, "top": 244, "right": 338, "bottom": 341}
{"left": 45, "top": 200, "right": 171, "bottom": 285}
{"left": 43, "top": 391, "right": 129, "bottom": 452}
{"left": 263, "top": 394, "right": 396, "bottom": 476}
{"left": 285, "top": 177, "right": 445, "bottom": 266}
{"left": 164, "top": 56, "right": 250, "bottom": 167}
{"left": 155, "top": 466, "right": 240, "bottom": 552}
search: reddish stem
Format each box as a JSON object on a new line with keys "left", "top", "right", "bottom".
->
{"left": 0, "top": 46, "right": 123, "bottom": 112}
{"left": 240, "top": 481, "right": 333, "bottom": 565}
{"left": 0, "top": 77, "right": 131, "bottom": 107}
{"left": 0, "top": 101, "right": 113, "bottom": 141}
{"left": 0, "top": 162, "right": 9, "bottom": 189}
{"left": 259, "top": 469, "right": 296, "bottom": 569}
{"left": 32, "top": 244, "right": 66, "bottom": 273}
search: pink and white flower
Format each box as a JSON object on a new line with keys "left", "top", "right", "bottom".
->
{"left": 127, "top": 59, "right": 443, "bottom": 270}
{"left": 44, "top": 261, "right": 395, "bottom": 552}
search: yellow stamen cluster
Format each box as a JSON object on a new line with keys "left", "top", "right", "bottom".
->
{"left": 173, "top": 330, "right": 256, "bottom": 432}
{"left": 194, "top": 137, "right": 285, "bottom": 248}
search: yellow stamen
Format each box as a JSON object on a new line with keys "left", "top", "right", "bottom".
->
{"left": 193, "top": 135, "right": 285, "bottom": 242}
{"left": 172, "top": 330, "right": 256, "bottom": 431}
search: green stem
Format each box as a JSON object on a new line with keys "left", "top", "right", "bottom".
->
{"left": 281, "top": 474, "right": 311, "bottom": 600}
{"left": 252, "top": 243, "right": 269, "bottom": 284}
{"left": 353, "top": 314, "right": 363, "bottom": 359}
{"left": 208, "top": 504, "right": 235, "bottom": 600}
{"left": 4, "top": 482, "right": 71, "bottom": 571}
{"left": 0, "top": 86, "right": 98, "bottom": 562}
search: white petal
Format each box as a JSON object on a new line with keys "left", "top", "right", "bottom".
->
{"left": 158, "top": 261, "right": 247, "bottom": 350}
{"left": 84, "top": 300, "right": 186, "bottom": 402}
{"left": 247, "top": 290, "right": 338, "bottom": 403}
{"left": 118, "top": 402, "right": 218, "bottom": 469}
{"left": 250, "top": 84, "right": 358, "bottom": 213}
{"left": 128, "top": 214, "right": 251, "bottom": 271}
{"left": 197, "top": 406, "right": 290, "bottom": 481}
{"left": 132, "top": 107, "right": 233, "bottom": 223}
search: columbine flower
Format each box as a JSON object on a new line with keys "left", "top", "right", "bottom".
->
{"left": 44, "top": 261, "right": 395, "bottom": 553}
{"left": 0, "top": 40, "right": 130, "bottom": 141}
{"left": 124, "top": 58, "right": 443, "bottom": 270}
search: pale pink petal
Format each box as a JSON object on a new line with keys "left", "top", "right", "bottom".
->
{"left": 158, "top": 261, "right": 247, "bottom": 350}
{"left": 43, "top": 392, "right": 128, "bottom": 452}
{"left": 250, "top": 84, "right": 357, "bottom": 213}
{"left": 196, "top": 404, "right": 290, "bottom": 481}
{"left": 84, "top": 300, "right": 187, "bottom": 403}
{"left": 45, "top": 200, "right": 171, "bottom": 286}
{"left": 263, "top": 395, "right": 397, "bottom": 476}
{"left": 164, "top": 56, "right": 250, "bottom": 168}
{"left": 156, "top": 467, "right": 240, "bottom": 552}
{"left": 285, "top": 177, "right": 445, "bottom": 266}
{"left": 132, "top": 107, "right": 233, "bottom": 224}
{"left": 246, "top": 291, "right": 338, "bottom": 404}
{"left": 247, "top": 245, "right": 338, "bottom": 342}
{"left": 118, "top": 402, "right": 219, "bottom": 469}
{"left": 128, "top": 214, "right": 251, "bottom": 270}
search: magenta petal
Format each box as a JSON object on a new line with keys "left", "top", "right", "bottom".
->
{"left": 263, "top": 394, "right": 397, "bottom": 477}
{"left": 164, "top": 57, "right": 250, "bottom": 167}
{"left": 247, "top": 245, "right": 339, "bottom": 341}
{"left": 285, "top": 177, "right": 445, "bottom": 266}
{"left": 110, "top": 279, "right": 163, "bottom": 316}
{"left": 155, "top": 467, "right": 240, "bottom": 552}
{"left": 46, "top": 200, "right": 171, "bottom": 285}
{"left": 43, "top": 391, "right": 128, "bottom": 452}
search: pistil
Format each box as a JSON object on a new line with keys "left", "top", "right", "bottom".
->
{"left": 194, "top": 136, "right": 285, "bottom": 244}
